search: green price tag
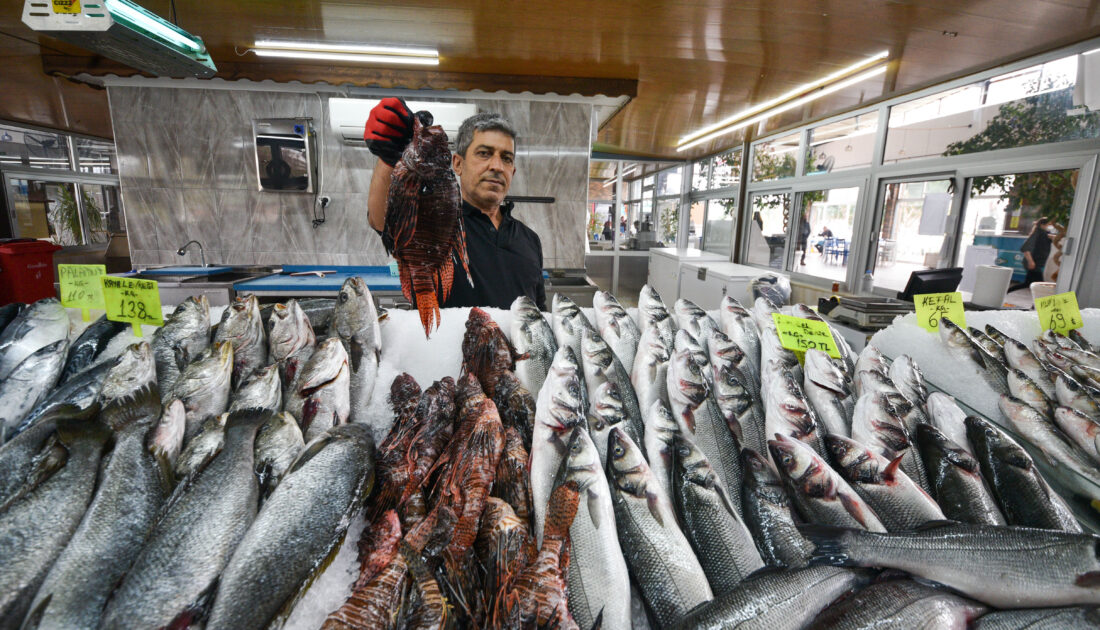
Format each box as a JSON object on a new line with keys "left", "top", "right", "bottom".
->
{"left": 772, "top": 313, "right": 841, "bottom": 361}
{"left": 100, "top": 276, "right": 164, "bottom": 337}
{"left": 914, "top": 292, "right": 966, "bottom": 333}
{"left": 1035, "top": 291, "right": 1083, "bottom": 335}
{"left": 58, "top": 264, "right": 106, "bottom": 321}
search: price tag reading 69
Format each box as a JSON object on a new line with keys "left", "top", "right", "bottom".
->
{"left": 1035, "top": 291, "right": 1083, "bottom": 336}
{"left": 100, "top": 276, "right": 164, "bottom": 336}
{"left": 772, "top": 313, "right": 841, "bottom": 361}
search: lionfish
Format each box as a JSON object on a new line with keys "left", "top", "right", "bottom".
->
{"left": 383, "top": 113, "right": 472, "bottom": 338}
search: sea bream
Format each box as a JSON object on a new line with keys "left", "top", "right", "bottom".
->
{"left": 0, "top": 297, "right": 69, "bottom": 381}
{"left": 151, "top": 296, "right": 210, "bottom": 401}
{"left": 296, "top": 337, "right": 351, "bottom": 442}
{"left": 267, "top": 299, "right": 316, "bottom": 400}
{"left": 171, "top": 340, "right": 233, "bottom": 443}
{"left": 382, "top": 114, "right": 471, "bottom": 337}
{"left": 594, "top": 290, "right": 641, "bottom": 374}
{"left": 509, "top": 295, "right": 557, "bottom": 397}
{"left": 332, "top": 276, "right": 382, "bottom": 425}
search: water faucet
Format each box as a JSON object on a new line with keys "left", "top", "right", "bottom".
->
{"left": 177, "top": 240, "right": 207, "bottom": 268}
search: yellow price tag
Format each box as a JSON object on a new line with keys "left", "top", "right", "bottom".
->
{"left": 1035, "top": 291, "right": 1083, "bottom": 335}
{"left": 1010, "top": 215, "right": 1020, "bottom": 229}
{"left": 914, "top": 292, "right": 966, "bottom": 333}
{"left": 772, "top": 313, "right": 841, "bottom": 360}
{"left": 58, "top": 264, "right": 106, "bottom": 321}
{"left": 100, "top": 276, "right": 164, "bottom": 337}
{"left": 52, "top": 0, "right": 81, "bottom": 14}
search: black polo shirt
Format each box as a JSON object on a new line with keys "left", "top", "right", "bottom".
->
{"left": 443, "top": 200, "right": 546, "bottom": 311}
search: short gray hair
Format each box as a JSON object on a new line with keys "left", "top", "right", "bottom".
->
{"left": 454, "top": 112, "right": 518, "bottom": 158}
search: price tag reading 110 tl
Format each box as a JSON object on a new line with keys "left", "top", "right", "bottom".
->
{"left": 58, "top": 264, "right": 106, "bottom": 321}
{"left": 1035, "top": 291, "right": 1083, "bottom": 335}
{"left": 100, "top": 276, "right": 164, "bottom": 337}
{"left": 772, "top": 313, "right": 841, "bottom": 364}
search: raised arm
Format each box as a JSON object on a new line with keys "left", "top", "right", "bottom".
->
{"left": 364, "top": 97, "right": 414, "bottom": 232}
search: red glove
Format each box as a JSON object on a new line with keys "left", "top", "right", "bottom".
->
{"left": 364, "top": 97, "right": 414, "bottom": 167}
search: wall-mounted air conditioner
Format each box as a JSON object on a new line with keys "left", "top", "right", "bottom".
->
{"left": 329, "top": 98, "right": 477, "bottom": 148}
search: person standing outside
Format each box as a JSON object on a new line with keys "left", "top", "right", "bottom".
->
{"left": 1008, "top": 216, "right": 1055, "bottom": 293}
{"left": 365, "top": 97, "right": 546, "bottom": 311}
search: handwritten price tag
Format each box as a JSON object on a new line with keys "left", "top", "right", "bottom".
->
{"left": 914, "top": 292, "right": 966, "bottom": 333}
{"left": 1035, "top": 291, "right": 1083, "bottom": 335}
{"left": 772, "top": 313, "right": 841, "bottom": 361}
{"left": 58, "top": 264, "right": 106, "bottom": 320}
{"left": 100, "top": 276, "right": 164, "bottom": 337}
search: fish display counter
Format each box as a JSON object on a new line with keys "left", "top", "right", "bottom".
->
{"left": 3, "top": 282, "right": 1100, "bottom": 629}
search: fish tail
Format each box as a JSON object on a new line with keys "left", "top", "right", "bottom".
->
{"left": 225, "top": 407, "right": 276, "bottom": 432}
{"left": 101, "top": 382, "right": 160, "bottom": 431}
{"left": 415, "top": 291, "right": 441, "bottom": 337}
{"left": 797, "top": 523, "right": 860, "bottom": 567}
{"left": 454, "top": 218, "right": 473, "bottom": 288}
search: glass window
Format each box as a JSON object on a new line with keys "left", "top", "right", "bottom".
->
{"left": 687, "top": 201, "right": 705, "bottom": 249}
{"left": 77, "top": 184, "right": 116, "bottom": 243}
{"left": 628, "top": 177, "right": 641, "bottom": 201}
{"left": 692, "top": 159, "right": 711, "bottom": 191}
{"left": 791, "top": 187, "right": 860, "bottom": 282}
{"left": 744, "top": 192, "right": 792, "bottom": 268}
{"left": 806, "top": 112, "right": 879, "bottom": 174}
{"left": 958, "top": 168, "right": 1079, "bottom": 300}
{"left": 703, "top": 197, "right": 737, "bottom": 256}
{"left": 710, "top": 148, "right": 742, "bottom": 189}
{"left": 0, "top": 125, "right": 71, "bottom": 170}
{"left": 751, "top": 133, "right": 799, "bottom": 181}
{"left": 75, "top": 138, "right": 117, "bottom": 174}
{"left": 657, "top": 166, "right": 683, "bottom": 197}
{"left": 884, "top": 54, "right": 1100, "bottom": 163}
{"left": 656, "top": 198, "right": 679, "bottom": 246}
{"left": 7, "top": 178, "right": 83, "bottom": 245}
{"left": 873, "top": 179, "right": 955, "bottom": 291}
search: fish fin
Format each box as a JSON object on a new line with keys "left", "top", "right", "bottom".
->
{"left": 225, "top": 407, "right": 274, "bottom": 432}
{"left": 587, "top": 488, "right": 602, "bottom": 530}
{"left": 164, "top": 577, "right": 219, "bottom": 630}
{"left": 286, "top": 431, "right": 336, "bottom": 476}
{"left": 172, "top": 343, "right": 192, "bottom": 372}
{"left": 838, "top": 492, "right": 874, "bottom": 529}
{"left": 1076, "top": 572, "right": 1100, "bottom": 587}
{"left": 349, "top": 336, "right": 364, "bottom": 374}
{"left": 646, "top": 490, "right": 665, "bottom": 527}
{"left": 882, "top": 455, "right": 904, "bottom": 483}
{"left": 589, "top": 608, "right": 604, "bottom": 630}
{"left": 797, "top": 523, "right": 859, "bottom": 567}
{"left": 439, "top": 258, "right": 455, "bottom": 304}
{"left": 454, "top": 216, "right": 473, "bottom": 288}
{"left": 101, "top": 383, "right": 160, "bottom": 431}
{"left": 22, "top": 593, "right": 51, "bottom": 630}
{"left": 912, "top": 519, "right": 959, "bottom": 531}
{"left": 682, "top": 408, "right": 697, "bottom": 433}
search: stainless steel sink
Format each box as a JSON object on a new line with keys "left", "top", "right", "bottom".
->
{"left": 124, "top": 266, "right": 277, "bottom": 307}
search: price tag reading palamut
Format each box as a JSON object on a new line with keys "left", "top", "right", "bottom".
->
{"left": 1035, "top": 291, "right": 1083, "bottom": 336}
{"left": 100, "top": 276, "right": 164, "bottom": 337}
{"left": 58, "top": 264, "right": 106, "bottom": 321}
{"left": 772, "top": 313, "right": 841, "bottom": 363}
{"left": 914, "top": 291, "right": 966, "bottom": 333}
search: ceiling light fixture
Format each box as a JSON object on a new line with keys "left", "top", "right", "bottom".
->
{"left": 676, "top": 50, "right": 889, "bottom": 151}
{"left": 676, "top": 64, "right": 888, "bottom": 152}
{"left": 252, "top": 40, "right": 439, "bottom": 65}
{"left": 104, "top": 0, "right": 203, "bottom": 52}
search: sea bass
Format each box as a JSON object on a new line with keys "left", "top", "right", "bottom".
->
{"left": 509, "top": 295, "right": 557, "bottom": 397}
{"left": 594, "top": 290, "right": 641, "bottom": 374}
{"left": 639, "top": 284, "right": 677, "bottom": 350}
{"left": 531, "top": 345, "right": 587, "bottom": 543}
{"left": 740, "top": 448, "right": 814, "bottom": 568}
{"left": 915, "top": 423, "right": 1006, "bottom": 526}
{"left": 296, "top": 337, "right": 351, "bottom": 442}
{"left": 806, "top": 579, "right": 987, "bottom": 630}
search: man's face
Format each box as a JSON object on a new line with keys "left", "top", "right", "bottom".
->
{"left": 453, "top": 129, "right": 516, "bottom": 210}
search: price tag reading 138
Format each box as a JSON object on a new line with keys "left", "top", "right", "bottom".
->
{"left": 1035, "top": 291, "right": 1083, "bottom": 335}
{"left": 772, "top": 313, "right": 841, "bottom": 361}
{"left": 100, "top": 276, "right": 164, "bottom": 337}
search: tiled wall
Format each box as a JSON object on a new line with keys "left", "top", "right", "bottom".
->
{"left": 107, "top": 86, "right": 591, "bottom": 269}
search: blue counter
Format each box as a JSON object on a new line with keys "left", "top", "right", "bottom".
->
{"left": 233, "top": 265, "right": 403, "bottom": 297}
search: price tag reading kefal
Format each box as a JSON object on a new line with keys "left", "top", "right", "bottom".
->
{"left": 914, "top": 292, "right": 966, "bottom": 333}
{"left": 101, "top": 276, "right": 163, "bottom": 337}
{"left": 1036, "top": 291, "right": 1083, "bottom": 335}
{"left": 772, "top": 313, "right": 841, "bottom": 359}
{"left": 58, "top": 264, "right": 106, "bottom": 320}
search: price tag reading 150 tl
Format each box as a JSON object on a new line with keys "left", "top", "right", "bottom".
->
{"left": 772, "top": 313, "right": 841, "bottom": 360}
{"left": 1035, "top": 291, "right": 1083, "bottom": 335}
{"left": 100, "top": 276, "right": 163, "bottom": 336}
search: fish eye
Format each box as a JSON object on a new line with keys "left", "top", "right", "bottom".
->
{"left": 613, "top": 444, "right": 624, "bottom": 457}
{"left": 339, "top": 292, "right": 349, "bottom": 303}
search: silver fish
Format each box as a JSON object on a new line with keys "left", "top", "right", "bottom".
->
{"left": 214, "top": 294, "right": 267, "bottom": 389}
{"left": 531, "top": 345, "right": 587, "bottom": 543}
{"left": 332, "top": 276, "right": 381, "bottom": 426}
{"left": 295, "top": 337, "right": 351, "bottom": 442}
{"left": 1074, "top": 364, "right": 1100, "bottom": 391}
{"left": 999, "top": 394, "right": 1100, "bottom": 496}
{"left": 854, "top": 345, "right": 891, "bottom": 387}
{"left": 11, "top": 360, "right": 114, "bottom": 441}
{"left": 152, "top": 296, "right": 210, "bottom": 401}
{"left": 638, "top": 284, "right": 677, "bottom": 351}
{"left": 58, "top": 315, "right": 127, "bottom": 384}
{"left": 607, "top": 428, "right": 712, "bottom": 627}
{"left": 229, "top": 363, "right": 282, "bottom": 412}
{"left": 0, "top": 297, "right": 69, "bottom": 381}
{"left": 915, "top": 423, "right": 1006, "bottom": 526}
{"left": 926, "top": 392, "right": 974, "bottom": 457}
{"left": 595, "top": 290, "right": 641, "bottom": 375}
{"left": 643, "top": 399, "right": 680, "bottom": 503}
{"left": 826, "top": 434, "right": 945, "bottom": 532}
{"left": 632, "top": 324, "right": 671, "bottom": 429}
{"left": 552, "top": 293, "right": 597, "bottom": 366}
{"left": 752, "top": 295, "right": 782, "bottom": 333}
{"left": 740, "top": 448, "right": 814, "bottom": 568}
{"left": 971, "top": 606, "right": 1100, "bottom": 629}
{"left": 674, "top": 298, "right": 720, "bottom": 351}
{"left": 1054, "top": 405, "right": 1100, "bottom": 465}
{"left": 1008, "top": 367, "right": 1055, "bottom": 420}
{"left": 971, "top": 326, "right": 1007, "bottom": 365}
{"left": 580, "top": 327, "right": 644, "bottom": 446}
{"left": 792, "top": 303, "right": 855, "bottom": 373}
{"left": 99, "top": 341, "right": 157, "bottom": 406}
{"left": 852, "top": 391, "right": 930, "bottom": 494}
{"left": 803, "top": 521, "right": 1100, "bottom": 608}
{"left": 23, "top": 386, "right": 181, "bottom": 630}
{"left": 1069, "top": 329, "right": 1099, "bottom": 354}
{"left": 100, "top": 409, "right": 269, "bottom": 630}
{"left": 1057, "top": 346, "right": 1100, "bottom": 370}
{"left": 171, "top": 340, "right": 233, "bottom": 443}
{"left": 1055, "top": 373, "right": 1100, "bottom": 419}
{"left": 706, "top": 327, "right": 758, "bottom": 400}
{"left": 254, "top": 411, "right": 305, "bottom": 498}
{"left": 764, "top": 363, "right": 827, "bottom": 457}
{"left": 857, "top": 368, "right": 928, "bottom": 438}
{"left": 890, "top": 354, "right": 929, "bottom": 411}
{"left": 719, "top": 296, "right": 761, "bottom": 382}
{"left": 510, "top": 295, "right": 557, "bottom": 398}
{"left": 675, "top": 328, "right": 710, "bottom": 377}
{"left": 965, "top": 415, "right": 1081, "bottom": 533}
{"left": 586, "top": 378, "right": 640, "bottom": 464}
{"left": 761, "top": 325, "right": 802, "bottom": 384}
{"left": 0, "top": 420, "right": 110, "bottom": 627}
{"left": 174, "top": 412, "right": 227, "bottom": 480}
{"left": 205, "top": 424, "right": 374, "bottom": 630}
{"left": 806, "top": 579, "right": 987, "bottom": 630}
{"left": 267, "top": 300, "right": 316, "bottom": 402}
{"left": 768, "top": 433, "right": 886, "bottom": 532}
{"left": 939, "top": 318, "right": 1009, "bottom": 394}
{"left": 714, "top": 362, "right": 767, "bottom": 457}
{"left": 803, "top": 348, "right": 854, "bottom": 439}
{"left": 0, "top": 404, "right": 99, "bottom": 509}
{"left": 672, "top": 434, "right": 764, "bottom": 595}
{"left": 555, "top": 427, "right": 631, "bottom": 630}
{"left": 0, "top": 339, "right": 67, "bottom": 442}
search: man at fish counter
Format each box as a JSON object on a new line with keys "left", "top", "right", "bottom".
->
{"left": 365, "top": 97, "right": 548, "bottom": 311}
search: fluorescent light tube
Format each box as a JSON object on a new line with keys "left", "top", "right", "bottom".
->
{"left": 676, "top": 65, "right": 888, "bottom": 152}
{"left": 254, "top": 40, "right": 437, "bottom": 58}
{"left": 253, "top": 49, "right": 439, "bottom": 66}
{"left": 104, "top": 0, "right": 203, "bottom": 52}
{"left": 677, "top": 50, "right": 889, "bottom": 147}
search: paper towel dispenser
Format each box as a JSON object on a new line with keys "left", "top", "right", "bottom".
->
{"left": 253, "top": 118, "right": 316, "bottom": 193}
